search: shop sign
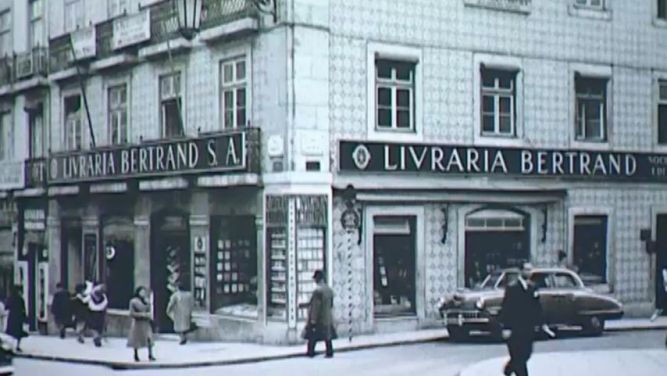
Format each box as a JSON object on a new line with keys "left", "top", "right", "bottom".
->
{"left": 0, "top": 161, "right": 24, "bottom": 190}
{"left": 70, "top": 26, "right": 96, "bottom": 60}
{"left": 24, "top": 209, "right": 46, "bottom": 231}
{"left": 49, "top": 131, "right": 248, "bottom": 183}
{"left": 112, "top": 9, "right": 151, "bottom": 50}
{"left": 339, "top": 140, "right": 667, "bottom": 183}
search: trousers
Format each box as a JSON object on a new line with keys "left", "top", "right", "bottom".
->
{"left": 306, "top": 339, "right": 333, "bottom": 357}
{"left": 504, "top": 334, "right": 533, "bottom": 376}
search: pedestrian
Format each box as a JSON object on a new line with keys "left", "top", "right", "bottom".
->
{"left": 51, "top": 282, "right": 71, "bottom": 339}
{"left": 73, "top": 282, "right": 90, "bottom": 343}
{"left": 87, "top": 283, "right": 108, "bottom": 347}
{"left": 498, "top": 264, "right": 554, "bottom": 376}
{"left": 127, "top": 286, "right": 155, "bottom": 362}
{"left": 166, "top": 282, "right": 194, "bottom": 345}
{"left": 5, "top": 286, "right": 28, "bottom": 352}
{"left": 0, "top": 294, "right": 8, "bottom": 333}
{"left": 303, "top": 270, "right": 336, "bottom": 358}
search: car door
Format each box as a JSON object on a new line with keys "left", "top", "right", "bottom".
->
{"left": 549, "top": 272, "right": 579, "bottom": 324}
{"left": 530, "top": 272, "right": 558, "bottom": 325}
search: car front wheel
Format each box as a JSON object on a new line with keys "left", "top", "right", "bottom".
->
{"left": 582, "top": 316, "right": 604, "bottom": 336}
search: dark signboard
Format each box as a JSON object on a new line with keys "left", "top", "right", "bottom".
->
{"left": 339, "top": 140, "right": 667, "bottom": 182}
{"left": 49, "top": 131, "right": 248, "bottom": 183}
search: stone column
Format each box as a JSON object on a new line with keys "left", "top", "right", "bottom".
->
{"left": 46, "top": 199, "right": 60, "bottom": 291}
{"left": 255, "top": 215, "right": 265, "bottom": 324}
{"left": 134, "top": 216, "right": 150, "bottom": 289}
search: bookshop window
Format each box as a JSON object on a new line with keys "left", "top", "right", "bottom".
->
{"left": 373, "top": 216, "right": 416, "bottom": 317}
{"left": 266, "top": 196, "right": 289, "bottom": 321}
{"left": 101, "top": 216, "right": 134, "bottom": 310}
{"left": 295, "top": 196, "right": 327, "bottom": 320}
{"left": 209, "top": 216, "right": 257, "bottom": 317}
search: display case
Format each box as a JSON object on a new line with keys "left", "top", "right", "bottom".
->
{"left": 296, "top": 227, "right": 325, "bottom": 320}
{"left": 193, "top": 236, "right": 207, "bottom": 308}
{"left": 267, "top": 227, "right": 288, "bottom": 320}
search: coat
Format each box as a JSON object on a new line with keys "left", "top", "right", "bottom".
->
{"left": 6, "top": 294, "right": 28, "bottom": 340}
{"left": 87, "top": 291, "right": 108, "bottom": 333}
{"left": 166, "top": 290, "right": 194, "bottom": 333}
{"left": 499, "top": 279, "right": 543, "bottom": 337}
{"left": 304, "top": 283, "right": 336, "bottom": 341}
{"left": 51, "top": 290, "right": 72, "bottom": 324}
{"left": 127, "top": 297, "right": 153, "bottom": 349}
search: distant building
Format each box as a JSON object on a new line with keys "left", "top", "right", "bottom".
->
{"left": 0, "top": 0, "right": 665, "bottom": 343}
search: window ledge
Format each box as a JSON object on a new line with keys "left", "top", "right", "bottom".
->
{"left": 368, "top": 129, "right": 423, "bottom": 143}
{"left": 463, "top": 0, "right": 532, "bottom": 15}
{"left": 570, "top": 140, "right": 611, "bottom": 151}
{"left": 474, "top": 135, "right": 526, "bottom": 148}
{"left": 653, "top": 18, "right": 667, "bottom": 28}
{"left": 568, "top": 4, "right": 612, "bottom": 21}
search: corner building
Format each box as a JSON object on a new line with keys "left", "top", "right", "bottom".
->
{"left": 0, "top": 0, "right": 666, "bottom": 344}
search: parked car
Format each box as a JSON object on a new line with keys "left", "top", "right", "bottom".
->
{"left": 437, "top": 267, "right": 623, "bottom": 341}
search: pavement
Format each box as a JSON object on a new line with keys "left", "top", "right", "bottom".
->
{"left": 457, "top": 349, "right": 667, "bottom": 376}
{"left": 9, "top": 317, "right": 667, "bottom": 370}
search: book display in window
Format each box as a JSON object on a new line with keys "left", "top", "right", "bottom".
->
{"left": 296, "top": 227, "right": 325, "bottom": 320}
{"left": 210, "top": 216, "right": 257, "bottom": 317}
{"left": 193, "top": 239, "right": 207, "bottom": 308}
{"left": 267, "top": 228, "right": 288, "bottom": 320}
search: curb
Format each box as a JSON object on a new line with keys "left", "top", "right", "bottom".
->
{"left": 14, "top": 335, "right": 447, "bottom": 370}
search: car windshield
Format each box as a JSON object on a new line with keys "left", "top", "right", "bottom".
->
{"left": 478, "top": 271, "right": 509, "bottom": 288}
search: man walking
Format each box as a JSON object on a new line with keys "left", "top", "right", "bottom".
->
{"left": 51, "top": 283, "right": 71, "bottom": 339}
{"left": 166, "top": 282, "right": 194, "bottom": 345}
{"left": 304, "top": 270, "right": 336, "bottom": 358}
{"left": 499, "top": 264, "right": 554, "bottom": 376}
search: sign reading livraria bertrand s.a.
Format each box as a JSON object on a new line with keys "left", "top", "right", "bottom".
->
{"left": 49, "top": 131, "right": 248, "bottom": 183}
{"left": 339, "top": 140, "right": 667, "bottom": 182}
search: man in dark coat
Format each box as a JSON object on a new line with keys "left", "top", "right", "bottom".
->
{"left": 498, "top": 264, "right": 554, "bottom": 376}
{"left": 6, "top": 285, "right": 28, "bottom": 352}
{"left": 51, "top": 283, "right": 71, "bottom": 339}
{"left": 305, "top": 270, "right": 336, "bottom": 358}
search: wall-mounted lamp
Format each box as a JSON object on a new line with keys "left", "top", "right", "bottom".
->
{"left": 175, "top": 0, "right": 202, "bottom": 41}
{"left": 441, "top": 206, "right": 449, "bottom": 244}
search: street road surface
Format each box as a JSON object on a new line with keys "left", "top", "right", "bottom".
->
{"left": 14, "top": 330, "right": 666, "bottom": 376}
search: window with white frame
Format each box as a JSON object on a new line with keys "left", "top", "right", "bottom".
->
{"left": 572, "top": 215, "right": 608, "bottom": 285}
{"left": 0, "top": 10, "right": 10, "bottom": 57}
{"left": 659, "top": 80, "right": 667, "bottom": 145}
{"left": 108, "top": 84, "right": 129, "bottom": 145}
{"left": 29, "top": 110, "right": 44, "bottom": 158}
{"left": 108, "top": 0, "right": 129, "bottom": 18}
{"left": 575, "top": 75, "right": 608, "bottom": 142}
{"left": 375, "top": 59, "right": 416, "bottom": 131}
{"left": 481, "top": 67, "right": 517, "bottom": 137}
{"left": 64, "top": 94, "right": 83, "bottom": 150}
{"left": 29, "top": 0, "right": 45, "bottom": 48}
{"left": 64, "top": 0, "right": 84, "bottom": 33}
{"left": 220, "top": 57, "right": 247, "bottom": 129}
{"left": 160, "top": 72, "right": 183, "bottom": 138}
{"left": 574, "top": 0, "right": 604, "bottom": 9}
{"left": 0, "top": 111, "right": 9, "bottom": 160}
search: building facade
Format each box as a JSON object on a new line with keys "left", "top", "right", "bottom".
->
{"left": 0, "top": 0, "right": 665, "bottom": 344}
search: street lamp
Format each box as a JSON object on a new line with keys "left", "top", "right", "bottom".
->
{"left": 175, "top": 0, "right": 202, "bottom": 41}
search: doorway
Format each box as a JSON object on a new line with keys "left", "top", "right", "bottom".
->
{"left": 464, "top": 209, "right": 530, "bottom": 288}
{"left": 60, "top": 223, "right": 82, "bottom": 291}
{"left": 372, "top": 216, "right": 416, "bottom": 317}
{"left": 150, "top": 212, "right": 190, "bottom": 333}
{"left": 656, "top": 214, "right": 667, "bottom": 313}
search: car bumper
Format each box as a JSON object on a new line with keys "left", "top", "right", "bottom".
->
{"left": 441, "top": 310, "right": 496, "bottom": 327}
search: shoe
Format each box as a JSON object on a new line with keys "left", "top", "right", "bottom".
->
{"left": 134, "top": 355, "right": 140, "bottom": 362}
{"left": 306, "top": 352, "right": 316, "bottom": 358}
{"left": 179, "top": 339, "right": 187, "bottom": 345}
{"left": 15, "top": 347, "right": 22, "bottom": 353}
{"left": 94, "top": 338, "right": 102, "bottom": 347}
{"left": 77, "top": 337, "right": 84, "bottom": 344}
{"left": 60, "top": 330, "right": 66, "bottom": 339}
{"left": 325, "top": 353, "right": 334, "bottom": 358}
{"left": 149, "top": 356, "right": 156, "bottom": 362}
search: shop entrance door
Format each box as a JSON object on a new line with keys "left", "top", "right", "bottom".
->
{"left": 150, "top": 213, "right": 190, "bottom": 333}
{"left": 372, "top": 216, "right": 416, "bottom": 317}
{"left": 655, "top": 214, "right": 667, "bottom": 313}
{"left": 464, "top": 209, "right": 530, "bottom": 288}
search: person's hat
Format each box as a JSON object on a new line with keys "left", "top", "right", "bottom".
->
{"left": 312, "top": 270, "right": 324, "bottom": 281}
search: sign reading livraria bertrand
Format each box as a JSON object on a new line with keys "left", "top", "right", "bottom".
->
{"left": 339, "top": 140, "right": 667, "bottom": 182}
{"left": 49, "top": 132, "right": 247, "bottom": 183}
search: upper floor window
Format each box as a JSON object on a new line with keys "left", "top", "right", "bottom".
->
{"left": 108, "top": 84, "right": 129, "bottom": 145}
{"left": 658, "top": 80, "right": 667, "bottom": 145}
{"left": 481, "top": 67, "right": 517, "bottom": 137}
{"left": 574, "top": 0, "right": 604, "bottom": 10}
{"left": 29, "top": 0, "right": 45, "bottom": 48}
{"left": 0, "top": 10, "right": 11, "bottom": 57}
{"left": 660, "top": 0, "right": 667, "bottom": 20}
{"left": 65, "top": 0, "right": 84, "bottom": 33}
{"left": 375, "top": 59, "right": 415, "bottom": 131}
{"left": 160, "top": 72, "right": 183, "bottom": 138}
{"left": 64, "top": 94, "right": 83, "bottom": 150}
{"left": 0, "top": 111, "right": 10, "bottom": 161}
{"left": 29, "top": 109, "right": 44, "bottom": 159}
{"left": 220, "top": 57, "right": 248, "bottom": 129}
{"left": 108, "top": 0, "right": 129, "bottom": 18}
{"left": 575, "top": 75, "right": 608, "bottom": 142}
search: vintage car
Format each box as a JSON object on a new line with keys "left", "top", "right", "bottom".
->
{"left": 437, "top": 267, "right": 623, "bottom": 341}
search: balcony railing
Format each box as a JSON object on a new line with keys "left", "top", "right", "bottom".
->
{"left": 150, "top": 0, "right": 181, "bottom": 44}
{"left": 15, "top": 48, "right": 48, "bottom": 80}
{"left": 24, "top": 158, "right": 47, "bottom": 188}
{"left": 201, "top": 0, "right": 258, "bottom": 30}
{"left": 96, "top": 18, "right": 115, "bottom": 60}
{"left": 49, "top": 34, "right": 71, "bottom": 73}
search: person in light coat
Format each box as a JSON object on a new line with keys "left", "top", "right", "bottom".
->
{"left": 166, "top": 283, "right": 194, "bottom": 345}
{"left": 127, "top": 286, "right": 155, "bottom": 362}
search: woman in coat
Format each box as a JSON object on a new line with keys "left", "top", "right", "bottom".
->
{"left": 127, "top": 286, "right": 155, "bottom": 362}
{"left": 87, "top": 284, "right": 108, "bottom": 347}
{"left": 6, "top": 285, "right": 28, "bottom": 352}
{"left": 166, "top": 283, "right": 194, "bottom": 345}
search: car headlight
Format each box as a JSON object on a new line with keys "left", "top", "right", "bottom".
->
{"left": 475, "top": 298, "right": 485, "bottom": 310}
